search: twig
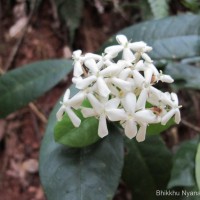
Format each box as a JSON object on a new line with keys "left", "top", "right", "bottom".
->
{"left": 4, "top": 0, "right": 37, "bottom": 71}
{"left": 181, "top": 119, "right": 200, "bottom": 133}
{"left": 4, "top": 30, "right": 27, "bottom": 71}
{"left": 29, "top": 103, "right": 47, "bottom": 124}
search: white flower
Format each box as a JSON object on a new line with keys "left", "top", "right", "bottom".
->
{"left": 74, "top": 58, "right": 111, "bottom": 97}
{"left": 56, "top": 34, "right": 181, "bottom": 142}
{"left": 121, "top": 93, "right": 158, "bottom": 140}
{"left": 156, "top": 70, "right": 174, "bottom": 83}
{"left": 56, "top": 89, "right": 81, "bottom": 127}
{"left": 105, "top": 35, "right": 135, "bottom": 62}
{"left": 82, "top": 93, "right": 126, "bottom": 137}
{"left": 72, "top": 50, "right": 84, "bottom": 77}
{"left": 161, "top": 93, "right": 181, "bottom": 125}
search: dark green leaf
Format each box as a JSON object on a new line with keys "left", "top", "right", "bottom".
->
{"left": 123, "top": 135, "right": 172, "bottom": 200}
{"left": 195, "top": 142, "right": 200, "bottom": 191}
{"left": 165, "top": 63, "right": 200, "bottom": 90}
{"left": 168, "top": 138, "right": 199, "bottom": 188}
{"left": 0, "top": 59, "right": 73, "bottom": 118}
{"left": 100, "top": 14, "right": 200, "bottom": 61}
{"left": 39, "top": 86, "right": 124, "bottom": 200}
{"left": 54, "top": 112, "right": 99, "bottom": 148}
{"left": 55, "top": 0, "right": 84, "bottom": 43}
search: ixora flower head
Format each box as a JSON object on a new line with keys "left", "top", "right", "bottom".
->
{"left": 56, "top": 34, "right": 181, "bottom": 142}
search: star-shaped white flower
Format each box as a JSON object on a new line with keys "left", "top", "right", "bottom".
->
{"left": 121, "top": 92, "right": 158, "bottom": 141}
{"left": 81, "top": 93, "right": 126, "bottom": 137}
{"left": 161, "top": 93, "right": 181, "bottom": 125}
{"left": 105, "top": 35, "right": 136, "bottom": 62}
{"left": 56, "top": 89, "right": 81, "bottom": 127}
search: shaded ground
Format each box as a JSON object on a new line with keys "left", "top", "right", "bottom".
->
{"left": 0, "top": 1, "right": 199, "bottom": 200}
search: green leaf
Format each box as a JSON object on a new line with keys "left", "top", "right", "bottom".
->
{"left": 147, "top": 0, "right": 169, "bottom": 19}
{"left": 100, "top": 14, "right": 200, "bottom": 61}
{"left": 147, "top": 118, "right": 175, "bottom": 135}
{"left": 195, "top": 141, "right": 200, "bottom": 191}
{"left": 165, "top": 63, "right": 200, "bottom": 90}
{"left": 0, "top": 59, "right": 73, "bottom": 118}
{"left": 168, "top": 138, "right": 199, "bottom": 188}
{"left": 55, "top": 0, "right": 84, "bottom": 43}
{"left": 122, "top": 135, "right": 172, "bottom": 200}
{"left": 54, "top": 112, "right": 99, "bottom": 148}
{"left": 39, "top": 86, "right": 124, "bottom": 200}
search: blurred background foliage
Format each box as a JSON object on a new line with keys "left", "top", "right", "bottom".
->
{"left": 0, "top": 0, "right": 200, "bottom": 200}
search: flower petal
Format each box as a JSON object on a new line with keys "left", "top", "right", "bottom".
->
{"left": 104, "top": 45, "right": 123, "bottom": 55}
{"left": 81, "top": 107, "right": 96, "bottom": 118}
{"left": 111, "top": 77, "right": 132, "bottom": 91}
{"left": 175, "top": 109, "right": 181, "bottom": 124}
{"left": 87, "top": 93, "right": 103, "bottom": 114}
{"left": 144, "top": 68, "right": 153, "bottom": 84}
{"left": 98, "top": 114, "right": 108, "bottom": 138}
{"left": 171, "top": 93, "right": 179, "bottom": 105}
{"left": 116, "top": 35, "right": 128, "bottom": 45}
{"left": 160, "top": 75, "right": 174, "bottom": 83}
{"left": 135, "top": 109, "right": 157, "bottom": 123}
{"left": 56, "top": 106, "right": 65, "bottom": 121}
{"left": 63, "top": 89, "right": 70, "bottom": 102}
{"left": 118, "top": 68, "right": 131, "bottom": 80}
{"left": 160, "top": 92, "right": 174, "bottom": 107}
{"left": 76, "top": 75, "right": 96, "bottom": 89}
{"left": 122, "top": 48, "right": 135, "bottom": 62}
{"left": 68, "top": 91, "right": 85, "bottom": 109}
{"left": 100, "top": 64, "right": 121, "bottom": 77}
{"left": 149, "top": 86, "right": 162, "bottom": 99}
{"left": 136, "top": 88, "right": 148, "bottom": 110}
{"left": 124, "top": 119, "right": 137, "bottom": 139}
{"left": 141, "top": 53, "right": 152, "bottom": 63}
{"left": 105, "top": 98, "right": 120, "bottom": 109}
{"left": 161, "top": 109, "right": 176, "bottom": 125}
{"left": 74, "top": 61, "right": 84, "bottom": 77}
{"left": 97, "top": 77, "right": 110, "bottom": 97}
{"left": 85, "top": 53, "right": 102, "bottom": 60}
{"left": 136, "top": 124, "right": 147, "bottom": 142}
{"left": 84, "top": 58, "right": 98, "bottom": 74}
{"left": 132, "top": 70, "right": 145, "bottom": 86}
{"left": 73, "top": 50, "right": 82, "bottom": 58}
{"left": 65, "top": 107, "right": 81, "bottom": 127}
{"left": 129, "top": 41, "right": 146, "bottom": 51}
{"left": 135, "top": 60, "right": 145, "bottom": 71}
{"left": 122, "top": 92, "right": 136, "bottom": 114}
{"left": 106, "top": 108, "right": 126, "bottom": 121}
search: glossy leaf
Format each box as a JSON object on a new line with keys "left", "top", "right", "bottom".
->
{"left": 168, "top": 138, "right": 199, "bottom": 188}
{"left": 0, "top": 59, "right": 73, "bottom": 118}
{"left": 54, "top": 112, "right": 99, "bottom": 148}
{"left": 147, "top": 118, "right": 174, "bottom": 135}
{"left": 166, "top": 63, "right": 200, "bottom": 90}
{"left": 39, "top": 86, "right": 124, "bottom": 200}
{"left": 123, "top": 135, "right": 172, "bottom": 200}
{"left": 195, "top": 141, "right": 200, "bottom": 191}
{"left": 100, "top": 14, "right": 200, "bottom": 61}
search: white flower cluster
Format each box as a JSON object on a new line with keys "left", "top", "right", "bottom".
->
{"left": 56, "top": 35, "right": 181, "bottom": 142}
